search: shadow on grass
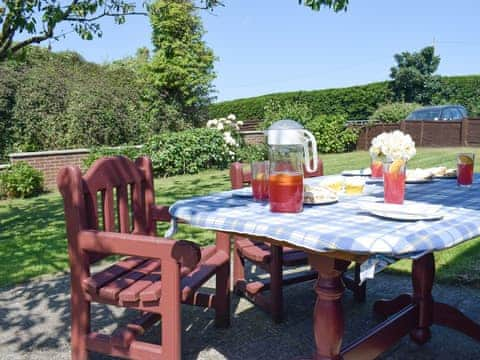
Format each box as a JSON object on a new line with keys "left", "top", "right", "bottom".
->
{"left": 0, "top": 194, "right": 68, "bottom": 287}
{"left": 384, "top": 237, "right": 480, "bottom": 288}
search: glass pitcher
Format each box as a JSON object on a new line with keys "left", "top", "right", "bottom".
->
{"left": 265, "top": 119, "right": 318, "bottom": 213}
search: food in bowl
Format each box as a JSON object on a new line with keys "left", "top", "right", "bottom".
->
{"left": 319, "top": 176, "right": 345, "bottom": 193}
{"left": 344, "top": 177, "right": 366, "bottom": 195}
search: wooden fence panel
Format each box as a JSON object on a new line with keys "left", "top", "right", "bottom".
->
{"left": 466, "top": 118, "right": 480, "bottom": 145}
{"left": 355, "top": 118, "right": 480, "bottom": 150}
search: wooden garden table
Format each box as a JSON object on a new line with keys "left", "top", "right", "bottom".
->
{"left": 169, "top": 177, "right": 480, "bottom": 359}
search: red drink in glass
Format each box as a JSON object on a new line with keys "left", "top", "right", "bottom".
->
{"left": 384, "top": 172, "right": 406, "bottom": 204}
{"left": 371, "top": 161, "right": 383, "bottom": 178}
{"left": 457, "top": 163, "right": 474, "bottom": 186}
{"left": 251, "top": 161, "right": 269, "bottom": 201}
{"left": 252, "top": 176, "right": 269, "bottom": 200}
{"left": 269, "top": 173, "right": 303, "bottom": 213}
{"left": 457, "top": 154, "right": 474, "bottom": 187}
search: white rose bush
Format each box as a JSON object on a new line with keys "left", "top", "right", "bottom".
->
{"left": 206, "top": 114, "right": 244, "bottom": 160}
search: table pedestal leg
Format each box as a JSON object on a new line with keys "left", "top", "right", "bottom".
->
{"left": 309, "top": 255, "right": 350, "bottom": 360}
{"left": 409, "top": 253, "right": 434, "bottom": 345}
{"left": 372, "top": 253, "right": 480, "bottom": 347}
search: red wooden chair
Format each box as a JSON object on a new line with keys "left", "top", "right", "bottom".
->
{"left": 230, "top": 160, "right": 366, "bottom": 323}
{"left": 57, "top": 156, "right": 230, "bottom": 360}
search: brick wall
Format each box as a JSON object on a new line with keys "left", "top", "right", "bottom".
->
{"left": 240, "top": 131, "right": 265, "bottom": 145}
{"left": 9, "top": 149, "right": 90, "bottom": 189}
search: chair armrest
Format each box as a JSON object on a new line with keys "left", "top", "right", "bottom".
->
{"left": 78, "top": 230, "right": 201, "bottom": 271}
{"left": 152, "top": 204, "right": 186, "bottom": 224}
{"left": 151, "top": 205, "right": 172, "bottom": 222}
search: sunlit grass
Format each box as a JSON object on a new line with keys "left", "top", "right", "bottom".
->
{"left": 1, "top": 148, "right": 479, "bottom": 287}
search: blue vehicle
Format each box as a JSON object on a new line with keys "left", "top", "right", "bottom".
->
{"left": 406, "top": 105, "right": 468, "bottom": 121}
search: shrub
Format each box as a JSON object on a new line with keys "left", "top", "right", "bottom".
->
{"left": 0, "top": 162, "right": 44, "bottom": 198}
{"left": 235, "top": 144, "right": 269, "bottom": 163}
{"left": 83, "top": 146, "right": 145, "bottom": 169}
{"left": 143, "top": 128, "right": 232, "bottom": 176}
{"left": 261, "top": 100, "right": 313, "bottom": 129}
{"left": 369, "top": 102, "right": 421, "bottom": 123}
{"left": 305, "top": 115, "right": 358, "bottom": 153}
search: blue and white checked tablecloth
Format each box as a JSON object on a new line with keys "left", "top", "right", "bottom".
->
{"left": 169, "top": 176, "right": 480, "bottom": 258}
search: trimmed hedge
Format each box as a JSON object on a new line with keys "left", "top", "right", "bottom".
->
{"left": 431, "top": 75, "right": 480, "bottom": 116}
{"left": 210, "top": 82, "right": 392, "bottom": 122}
{"left": 210, "top": 75, "right": 480, "bottom": 122}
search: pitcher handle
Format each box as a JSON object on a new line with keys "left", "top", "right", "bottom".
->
{"left": 303, "top": 130, "right": 318, "bottom": 173}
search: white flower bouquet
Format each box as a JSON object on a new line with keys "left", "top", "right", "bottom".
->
{"left": 369, "top": 130, "right": 416, "bottom": 163}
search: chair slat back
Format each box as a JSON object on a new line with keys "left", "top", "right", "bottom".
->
{"left": 58, "top": 156, "right": 156, "bottom": 265}
{"left": 83, "top": 156, "right": 150, "bottom": 234}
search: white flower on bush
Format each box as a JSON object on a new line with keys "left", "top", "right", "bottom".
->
{"left": 205, "top": 113, "right": 243, "bottom": 159}
{"left": 206, "top": 119, "right": 218, "bottom": 128}
{"left": 369, "top": 130, "right": 416, "bottom": 161}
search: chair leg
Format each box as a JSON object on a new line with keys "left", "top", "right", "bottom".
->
{"left": 162, "top": 260, "right": 182, "bottom": 360}
{"left": 71, "top": 282, "right": 90, "bottom": 360}
{"left": 215, "top": 232, "right": 231, "bottom": 328}
{"left": 270, "top": 245, "right": 284, "bottom": 323}
{"left": 233, "top": 238, "right": 246, "bottom": 294}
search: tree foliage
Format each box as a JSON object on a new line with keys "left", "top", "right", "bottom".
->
{"left": 390, "top": 46, "right": 441, "bottom": 104}
{"left": 142, "top": 0, "right": 216, "bottom": 130}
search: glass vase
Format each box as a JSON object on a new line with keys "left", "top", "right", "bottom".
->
{"left": 383, "top": 160, "right": 407, "bottom": 204}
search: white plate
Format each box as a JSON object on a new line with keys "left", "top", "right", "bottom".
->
{"left": 304, "top": 198, "right": 338, "bottom": 205}
{"left": 231, "top": 188, "right": 253, "bottom": 197}
{"left": 405, "top": 178, "right": 434, "bottom": 184}
{"left": 360, "top": 202, "right": 443, "bottom": 221}
{"left": 433, "top": 175, "right": 457, "bottom": 179}
{"left": 341, "top": 169, "right": 371, "bottom": 177}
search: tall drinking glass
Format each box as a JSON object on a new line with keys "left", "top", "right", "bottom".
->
{"left": 251, "top": 161, "right": 269, "bottom": 201}
{"left": 457, "top": 153, "right": 475, "bottom": 187}
{"left": 370, "top": 154, "right": 383, "bottom": 178}
{"left": 383, "top": 159, "right": 406, "bottom": 204}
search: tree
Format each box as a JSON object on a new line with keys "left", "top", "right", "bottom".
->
{"left": 0, "top": 0, "right": 348, "bottom": 62}
{"left": 142, "top": 0, "right": 216, "bottom": 130}
{"left": 390, "top": 46, "right": 441, "bottom": 104}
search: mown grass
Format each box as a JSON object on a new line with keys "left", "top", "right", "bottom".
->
{"left": 1, "top": 147, "right": 479, "bottom": 288}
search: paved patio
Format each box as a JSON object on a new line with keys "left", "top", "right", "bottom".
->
{"left": 1, "top": 269, "right": 479, "bottom": 360}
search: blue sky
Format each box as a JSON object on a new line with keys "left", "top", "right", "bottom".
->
{"left": 48, "top": 0, "right": 480, "bottom": 102}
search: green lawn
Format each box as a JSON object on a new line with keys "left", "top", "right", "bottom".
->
{"left": 1, "top": 147, "right": 480, "bottom": 288}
